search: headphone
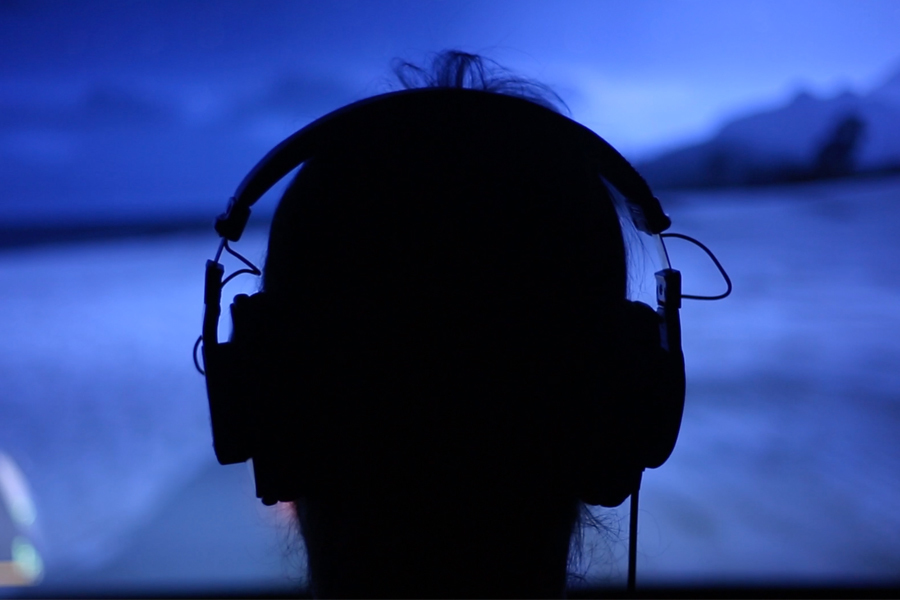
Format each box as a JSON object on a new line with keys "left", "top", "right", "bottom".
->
{"left": 194, "top": 88, "right": 730, "bottom": 589}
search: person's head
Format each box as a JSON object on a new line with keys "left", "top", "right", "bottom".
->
{"left": 259, "top": 52, "right": 641, "bottom": 597}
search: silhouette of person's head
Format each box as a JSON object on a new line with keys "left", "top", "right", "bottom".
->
{"left": 259, "top": 52, "right": 640, "bottom": 598}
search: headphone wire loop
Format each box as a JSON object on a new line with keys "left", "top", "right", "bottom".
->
{"left": 193, "top": 335, "right": 205, "bottom": 375}
{"left": 194, "top": 238, "right": 262, "bottom": 375}
{"left": 222, "top": 240, "right": 262, "bottom": 276}
{"left": 660, "top": 232, "right": 732, "bottom": 300}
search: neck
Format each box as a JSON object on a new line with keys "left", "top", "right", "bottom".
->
{"left": 296, "top": 491, "right": 577, "bottom": 598}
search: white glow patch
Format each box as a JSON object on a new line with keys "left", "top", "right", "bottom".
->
{"left": 0, "top": 454, "right": 36, "bottom": 529}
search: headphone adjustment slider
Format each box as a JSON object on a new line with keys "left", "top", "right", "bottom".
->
{"left": 203, "top": 260, "right": 225, "bottom": 346}
{"left": 655, "top": 268, "right": 683, "bottom": 355}
{"left": 655, "top": 269, "right": 681, "bottom": 310}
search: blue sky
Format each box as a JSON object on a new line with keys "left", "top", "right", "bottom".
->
{"left": 4, "top": 0, "right": 899, "bottom": 152}
{"left": 2, "top": 0, "right": 900, "bottom": 225}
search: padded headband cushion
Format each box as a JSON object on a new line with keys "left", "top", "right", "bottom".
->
{"left": 218, "top": 89, "right": 669, "bottom": 241}
{"left": 236, "top": 90, "right": 599, "bottom": 199}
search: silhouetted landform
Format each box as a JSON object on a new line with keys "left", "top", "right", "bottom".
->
{"left": 638, "top": 68, "right": 900, "bottom": 190}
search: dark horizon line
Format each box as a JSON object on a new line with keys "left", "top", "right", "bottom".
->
{"left": 2, "top": 168, "right": 900, "bottom": 251}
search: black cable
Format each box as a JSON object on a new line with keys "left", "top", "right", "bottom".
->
{"left": 193, "top": 335, "right": 205, "bottom": 375}
{"left": 627, "top": 472, "right": 642, "bottom": 593}
{"left": 214, "top": 238, "right": 226, "bottom": 263}
{"left": 222, "top": 268, "right": 260, "bottom": 287}
{"left": 223, "top": 240, "right": 261, "bottom": 276}
{"left": 660, "top": 232, "right": 732, "bottom": 300}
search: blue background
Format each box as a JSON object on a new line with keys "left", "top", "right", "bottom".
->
{"left": 1, "top": 0, "right": 899, "bottom": 594}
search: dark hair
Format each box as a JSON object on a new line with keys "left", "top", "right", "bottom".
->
{"left": 262, "top": 50, "right": 626, "bottom": 596}
{"left": 391, "top": 50, "right": 569, "bottom": 114}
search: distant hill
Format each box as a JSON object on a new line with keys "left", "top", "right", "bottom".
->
{"left": 637, "top": 68, "right": 900, "bottom": 189}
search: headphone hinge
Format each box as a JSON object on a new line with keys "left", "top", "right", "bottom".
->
{"left": 629, "top": 200, "right": 672, "bottom": 235}
{"left": 215, "top": 196, "right": 252, "bottom": 242}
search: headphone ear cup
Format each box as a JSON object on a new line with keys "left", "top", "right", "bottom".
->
{"left": 617, "top": 300, "right": 686, "bottom": 469}
{"left": 575, "top": 299, "right": 684, "bottom": 506}
{"left": 203, "top": 334, "right": 253, "bottom": 465}
{"left": 621, "top": 299, "right": 686, "bottom": 469}
{"left": 230, "top": 293, "right": 308, "bottom": 504}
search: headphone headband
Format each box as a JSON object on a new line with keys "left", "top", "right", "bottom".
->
{"left": 214, "top": 88, "right": 671, "bottom": 242}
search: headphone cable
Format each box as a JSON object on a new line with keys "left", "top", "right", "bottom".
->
{"left": 660, "top": 232, "right": 732, "bottom": 300}
{"left": 628, "top": 471, "right": 643, "bottom": 592}
{"left": 193, "top": 240, "right": 263, "bottom": 376}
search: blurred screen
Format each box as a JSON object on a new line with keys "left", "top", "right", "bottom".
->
{"left": 1, "top": 0, "right": 899, "bottom": 595}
